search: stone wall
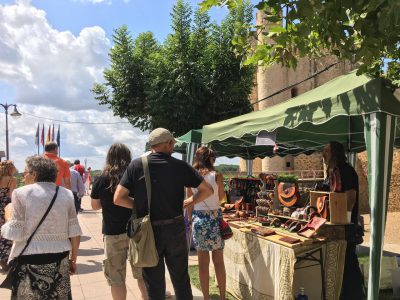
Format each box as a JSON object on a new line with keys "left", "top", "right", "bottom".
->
{"left": 357, "top": 149, "right": 400, "bottom": 212}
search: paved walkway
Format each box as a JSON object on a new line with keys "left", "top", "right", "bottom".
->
{"left": 0, "top": 195, "right": 203, "bottom": 299}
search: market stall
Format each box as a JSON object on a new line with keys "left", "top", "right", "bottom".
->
{"left": 224, "top": 224, "right": 346, "bottom": 300}
{"left": 203, "top": 70, "right": 400, "bottom": 299}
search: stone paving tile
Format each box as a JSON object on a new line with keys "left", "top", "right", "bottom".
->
{"left": 0, "top": 195, "right": 204, "bottom": 299}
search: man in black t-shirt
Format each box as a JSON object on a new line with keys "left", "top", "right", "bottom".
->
{"left": 322, "top": 142, "right": 364, "bottom": 299}
{"left": 114, "top": 128, "right": 213, "bottom": 300}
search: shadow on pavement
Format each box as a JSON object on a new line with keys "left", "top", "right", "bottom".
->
{"left": 80, "top": 235, "right": 91, "bottom": 242}
{"left": 78, "top": 247, "right": 104, "bottom": 256}
{"left": 77, "top": 260, "right": 103, "bottom": 275}
{"left": 358, "top": 245, "right": 400, "bottom": 256}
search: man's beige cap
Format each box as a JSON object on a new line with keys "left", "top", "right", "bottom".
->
{"left": 148, "top": 128, "right": 175, "bottom": 146}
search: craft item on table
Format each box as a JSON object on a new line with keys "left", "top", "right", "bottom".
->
{"left": 308, "top": 211, "right": 321, "bottom": 220}
{"left": 224, "top": 203, "right": 235, "bottom": 210}
{"left": 256, "top": 206, "right": 269, "bottom": 213}
{"left": 317, "top": 196, "right": 329, "bottom": 220}
{"left": 279, "top": 236, "right": 301, "bottom": 244}
{"left": 257, "top": 216, "right": 268, "bottom": 223}
{"left": 245, "top": 203, "right": 254, "bottom": 211}
{"left": 283, "top": 207, "right": 291, "bottom": 216}
{"left": 298, "top": 216, "right": 327, "bottom": 238}
{"left": 291, "top": 209, "right": 300, "bottom": 219}
{"left": 271, "top": 218, "right": 282, "bottom": 228}
{"left": 259, "top": 173, "right": 275, "bottom": 191}
{"left": 235, "top": 197, "right": 245, "bottom": 211}
{"left": 251, "top": 227, "right": 276, "bottom": 237}
{"left": 305, "top": 206, "right": 318, "bottom": 216}
{"left": 277, "top": 179, "right": 300, "bottom": 207}
{"left": 256, "top": 199, "right": 270, "bottom": 207}
{"left": 288, "top": 222, "right": 302, "bottom": 233}
{"left": 236, "top": 211, "right": 248, "bottom": 218}
{"left": 283, "top": 219, "right": 294, "bottom": 229}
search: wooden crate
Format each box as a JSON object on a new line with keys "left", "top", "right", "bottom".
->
{"left": 310, "top": 191, "right": 348, "bottom": 224}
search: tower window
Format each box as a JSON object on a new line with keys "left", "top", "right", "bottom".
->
{"left": 291, "top": 87, "right": 298, "bottom": 98}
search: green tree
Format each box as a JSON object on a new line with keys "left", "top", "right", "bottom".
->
{"left": 93, "top": 0, "right": 255, "bottom": 135}
{"left": 201, "top": 0, "right": 400, "bottom": 84}
{"left": 92, "top": 27, "right": 159, "bottom": 129}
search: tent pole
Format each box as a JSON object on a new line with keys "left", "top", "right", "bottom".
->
{"left": 246, "top": 159, "right": 253, "bottom": 177}
{"left": 363, "top": 112, "right": 397, "bottom": 300}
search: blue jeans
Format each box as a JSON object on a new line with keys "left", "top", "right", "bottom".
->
{"left": 142, "top": 220, "right": 192, "bottom": 300}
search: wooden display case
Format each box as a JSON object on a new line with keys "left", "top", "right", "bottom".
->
{"left": 310, "top": 191, "right": 348, "bottom": 224}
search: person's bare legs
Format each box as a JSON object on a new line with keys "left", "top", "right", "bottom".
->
{"left": 111, "top": 283, "right": 127, "bottom": 300}
{"left": 137, "top": 278, "right": 148, "bottom": 300}
{"left": 198, "top": 250, "right": 211, "bottom": 300}
{"left": 212, "top": 249, "right": 226, "bottom": 300}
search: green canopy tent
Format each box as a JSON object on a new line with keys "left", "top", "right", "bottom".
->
{"left": 174, "top": 129, "right": 203, "bottom": 164}
{"left": 202, "top": 70, "right": 400, "bottom": 299}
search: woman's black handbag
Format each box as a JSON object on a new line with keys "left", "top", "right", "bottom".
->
{"left": 0, "top": 186, "right": 59, "bottom": 290}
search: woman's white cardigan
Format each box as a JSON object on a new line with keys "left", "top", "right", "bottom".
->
{"left": 1, "top": 182, "right": 82, "bottom": 261}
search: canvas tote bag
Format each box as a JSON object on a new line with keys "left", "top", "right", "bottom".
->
{"left": 127, "top": 156, "right": 159, "bottom": 268}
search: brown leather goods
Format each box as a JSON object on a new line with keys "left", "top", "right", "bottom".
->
{"left": 288, "top": 222, "right": 302, "bottom": 233}
{"left": 305, "top": 206, "right": 318, "bottom": 215}
{"left": 309, "top": 211, "right": 321, "bottom": 220}
{"left": 224, "top": 203, "right": 235, "bottom": 210}
{"left": 251, "top": 227, "right": 276, "bottom": 237}
{"left": 283, "top": 219, "right": 294, "bottom": 229}
{"left": 271, "top": 218, "right": 282, "bottom": 228}
{"left": 298, "top": 216, "right": 327, "bottom": 238}
{"left": 237, "top": 211, "right": 248, "bottom": 218}
{"left": 279, "top": 236, "right": 301, "bottom": 244}
{"left": 317, "top": 196, "right": 330, "bottom": 220}
{"left": 234, "top": 197, "right": 244, "bottom": 211}
{"left": 245, "top": 203, "right": 254, "bottom": 211}
{"left": 277, "top": 182, "right": 300, "bottom": 207}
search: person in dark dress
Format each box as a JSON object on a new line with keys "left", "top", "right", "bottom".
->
{"left": 322, "top": 141, "right": 365, "bottom": 300}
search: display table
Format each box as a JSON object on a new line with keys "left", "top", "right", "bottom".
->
{"left": 224, "top": 226, "right": 346, "bottom": 300}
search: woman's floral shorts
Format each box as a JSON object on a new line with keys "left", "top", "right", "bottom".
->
{"left": 192, "top": 210, "right": 224, "bottom": 252}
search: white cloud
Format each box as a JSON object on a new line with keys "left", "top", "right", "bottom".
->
{"left": 0, "top": 1, "right": 110, "bottom": 110}
{"left": 0, "top": 1, "right": 149, "bottom": 171}
{"left": 1, "top": 104, "right": 148, "bottom": 171}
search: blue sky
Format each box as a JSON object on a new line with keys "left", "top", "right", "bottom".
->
{"left": 0, "top": 0, "right": 254, "bottom": 170}
{"left": 30, "top": 0, "right": 231, "bottom": 41}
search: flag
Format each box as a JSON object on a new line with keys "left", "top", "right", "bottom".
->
{"left": 51, "top": 124, "right": 55, "bottom": 141}
{"left": 35, "top": 124, "right": 39, "bottom": 145}
{"left": 40, "top": 124, "right": 44, "bottom": 146}
{"left": 56, "top": 125, "right": 60, "bottom": 147}
{"left": 46, "top": 125, "right": 50, "bottom": 144}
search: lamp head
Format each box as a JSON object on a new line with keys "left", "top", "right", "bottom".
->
{"left": 10, "top": 106, "right": 21, "bottom": 118}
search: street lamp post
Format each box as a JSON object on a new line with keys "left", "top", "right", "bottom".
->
{"left": 1, "top": 103, "right": 22, "bottom": 160}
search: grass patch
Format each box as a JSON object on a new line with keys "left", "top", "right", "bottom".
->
{"left": 188, "top": 265, "right": 237, "bottom": 300}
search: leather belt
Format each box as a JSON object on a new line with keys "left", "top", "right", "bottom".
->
{"left": 152, "top": 215, "right": 184, "bottom": 226}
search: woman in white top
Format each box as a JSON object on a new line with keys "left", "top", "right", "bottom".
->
{"left": 187, "top": 146, "right": 226, "bottom": 300}
{"left": 1, "top": 156, "right": 82, "bottom": 299}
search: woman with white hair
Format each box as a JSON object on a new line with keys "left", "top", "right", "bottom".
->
{"left": 1, "top": 156, "right": 82, "bottom": 299}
